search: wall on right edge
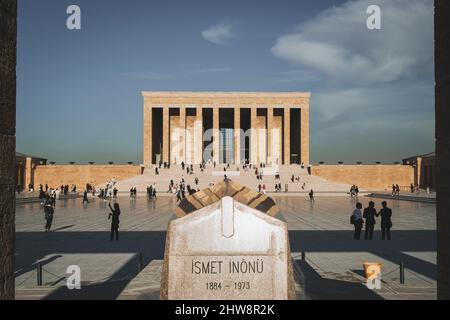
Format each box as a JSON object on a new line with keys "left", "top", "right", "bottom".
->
{"left": 310, "top": 165, "right": 414, "bottom": 191}
{"left": 435, "top": 0, "right": 450, "bottom": 300}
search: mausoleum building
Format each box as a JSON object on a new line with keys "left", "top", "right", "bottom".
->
{"left": 142, "top": 92, "right": 310, "bottom": 166}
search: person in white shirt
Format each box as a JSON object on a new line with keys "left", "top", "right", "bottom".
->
{"left": 352, "top": 202, "right": 364, "bottom": 240}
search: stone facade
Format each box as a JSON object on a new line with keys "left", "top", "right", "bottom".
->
{"left": 0, "top": 0, "right": 16, "bottom": 300}
{"left": 435, "top": 0, "right": 450, "bottom": 300}
{"left": 142, "top": 92, "right": 310, "bottom": 166}
{"left": 33, "top": 165, "right": 142, "bottom": 189}
{"left": 311, "top": 165, "right": 414, "bottom": 190}
{"left": 403, "top": 153, "right": 436, "bottom": 189}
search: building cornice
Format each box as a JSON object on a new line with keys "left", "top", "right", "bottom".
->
{"left": 141, "top": 91, "right": 311, "bottom": 98}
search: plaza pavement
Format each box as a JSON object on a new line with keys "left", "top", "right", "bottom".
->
{"left": 15, "top": 193, "right": 436, "bottom": 299}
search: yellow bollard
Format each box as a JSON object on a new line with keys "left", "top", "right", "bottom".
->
{"left": 363, "top": 262, "right": 382, "bottom": 279}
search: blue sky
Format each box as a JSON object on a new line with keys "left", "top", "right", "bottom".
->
{"left": 16, "top": 0, "right": 435, "bottom": 164}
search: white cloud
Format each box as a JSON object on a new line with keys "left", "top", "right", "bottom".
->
{"left": 201, "top": 23, "right": 234, "bottom": 45}
{"left": 271, "top": 0, "right": 433, "bottom": 86}
{"left": 270, "top": 0, "right": 435, "bottom": 160}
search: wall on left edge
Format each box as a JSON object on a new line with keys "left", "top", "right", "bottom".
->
{"left": 0, "top": 0, "right": 17, "bottom": 300}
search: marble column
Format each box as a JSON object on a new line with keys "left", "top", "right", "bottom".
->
{"left": 195, "top": 107, "right": 203, "bottom": 164}
{"left": 162, "top": 107, "right": 170, "bottom": 163}
{"left": 143, "top": 105, "right": 152, "bottom": 165}
{"left": 283, "top": 107, "right": 290, "bottom": 165}
{"left": 234, "top": 107, "right": 241, "bottom": 165}
{"left": 179, "top": 106, "right": 186, "bottom": 163}
{"left": 213, "top": 107, "right": 219, "bottom": 164}
{"left": 250, "top": 107, "right": 257, "bottom": 164}
{"left": 267, "top": 107, "right": 273, "bottom": 165}
{"left": 300, "top": 108, "right": 310, "bottom": 165}
{"left": 416, "top": 157, "right": 422, "bottom": 187}
{"left": 24, "top": 157, "right": 32, "bottom": 189}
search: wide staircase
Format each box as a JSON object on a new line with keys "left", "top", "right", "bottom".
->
{"left": 111, "top": 164, "right": 353, "bottom": 194}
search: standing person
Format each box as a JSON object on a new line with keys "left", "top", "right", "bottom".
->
{"left": 351, "top": 202, "right": 364, "bottom": 240}
{"left": 108, "top": 203, "right": 120, "bottom": 241}
{"left": 309, "top": 189, "right": 315, "bottom": 202}
{"left": 410, "top": 183, "right": 415, "bottom": 193}
{"left": 152, "top": 183, "right": 157, "bottom": 199}
{"left": 44, "top": 197, "right": 54, "bottom": 232}
{"left": 395, "top": 184, "right": 400, "bottom": 196}
{"left": 363, "top": 201, "right": 377, "bottom": 240}
{"left": 82, "top": 190, "right": 89, "bottom": 204}
{"left": 113, "top": 187, "right": 118, "bottom": 199}
{"left": 148, "top": 185, "right": 153, "bottom": 199}
{"left": 376, "top": 201, "right": 392, "bottom": 240}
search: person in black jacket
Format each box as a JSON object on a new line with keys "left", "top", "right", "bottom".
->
{"left": 363, "top": 201, "right": 377, "bottom": 240}
{"left": 108, "top": 203, "right": 121, "bottom": 241}
{"left": 82, "top": 190, "right": 89, "bottom": 204}
{"left": 376, "top": 201, "right": 392, "bottom": 240}
{"left": 44, "top": 197, "right": 54, "bottom": 232}
{"left": 351, "top": 202, "right": 364, "bottom": 240}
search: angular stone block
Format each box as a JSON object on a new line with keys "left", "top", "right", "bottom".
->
{"left": 161, "top": 184, "right": 295, "bottom": 300}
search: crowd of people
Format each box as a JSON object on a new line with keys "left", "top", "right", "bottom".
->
{"left": 32, "top": 163, "right": 403, "bottom": 245}
{"left": 97, "top": 178, "right": 117, "bottom": 200}
{"left": 146, "top": 184, "right": 156, "bottom": 199}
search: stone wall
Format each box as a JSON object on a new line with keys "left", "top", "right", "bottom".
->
{"left": 435, "top": 0, "right": 450, "bottom": 300}
{"left": 33, "top": 165, "right": 143, "bottom": 189}
{"left": 310, "top": 165, "right": 414, "bottom": 190}
{"left": 0, "top": 0, "right": 16, "bottom": 300}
